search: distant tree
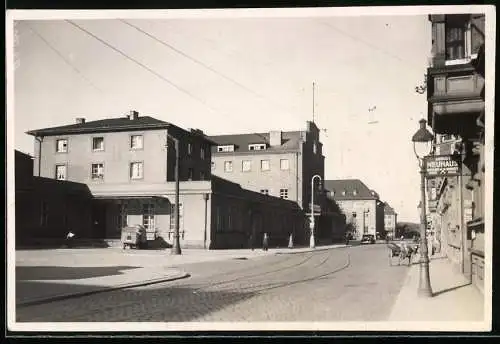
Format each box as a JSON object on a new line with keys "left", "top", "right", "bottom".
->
{"left": 396, "top": 222, "right": 421, "bottom": 238}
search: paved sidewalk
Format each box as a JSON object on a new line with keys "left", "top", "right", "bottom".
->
{"left": 388, "top": 255, "right": 485, "bottom": 323}
{"left": 15, "top": 244, "right": 347, "bottom": 306}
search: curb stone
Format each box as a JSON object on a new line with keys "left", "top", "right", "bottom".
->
{"left": 17, "top": 271, "right": 190, "bottom": 308}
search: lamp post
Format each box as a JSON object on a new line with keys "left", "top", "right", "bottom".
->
{"left": 167, "top": 134, "right": 182, "bottom": 255}
{"left": 412, "top": 119, "right": 434, "bottom": 297}
{"left": 310, "top": 174, "right": 322, "bottom": 249}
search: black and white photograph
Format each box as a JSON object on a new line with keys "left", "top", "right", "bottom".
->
{"left": 6, "top": 5, "right": 494, "bottom": 333}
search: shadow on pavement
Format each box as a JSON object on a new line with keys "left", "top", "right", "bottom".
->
{"left": 16, "top": 282, "right": 258, "bottom": 322}
{"left": 16, "top": 266, "right": 139, "bottom": 281}
{"left": 432, "top": 282, "right": 472, "bottom": 297}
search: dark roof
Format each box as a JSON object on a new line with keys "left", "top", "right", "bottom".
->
{"left": 209, "top": 131, "right": 302, "bottom": 153}
{"left": 26, "top": 115, "right": 172, "bottom": 136}
{"left": 15, "top": 150, "right": 34, "bottom": 160}
{"left": 323, "top": 179, "right": 378, "bottom": 200}
{"left": 384, "top": 203, "right": 396, "bottom": 215}
{"left": 211, "top": 175, "right": 300, "bottom": 209}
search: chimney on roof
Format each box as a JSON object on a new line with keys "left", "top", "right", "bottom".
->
{"left": 269, "top": 131, "right": 282, "bottom": 147}
{"left": 76, "top": 117, "right": 86, "bottom": 124}
{"left": 128, "top": 110, "right": 139, "bottom": 120}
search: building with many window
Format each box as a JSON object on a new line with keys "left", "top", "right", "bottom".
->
{"left": 426, "top": 13, "right": 486, "bottom": 292}
{"left": 209, "top": 121, "right": 345, "bottom": 243}
{"left": 26, "top": 111, "right": 213, "bottom": 240}
{"left": 324, "top": 179, "right": 385, "bottom": 240}
{"left": 24, "top": 111, "right": 305, "bottom": 249}
{"left": 209, "top": 121, "right": 324, "bottom": 210}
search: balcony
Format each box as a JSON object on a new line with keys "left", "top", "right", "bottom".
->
{"left": 427, "top": 64, "right": 485, "bottom": 135}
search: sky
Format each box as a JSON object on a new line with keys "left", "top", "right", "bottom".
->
{"left": 11, "top": 10, "right": 433, "bottom": 223}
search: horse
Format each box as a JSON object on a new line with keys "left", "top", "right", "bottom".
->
{"left": 388, "top": 242, "right": 418, "bottom": 266}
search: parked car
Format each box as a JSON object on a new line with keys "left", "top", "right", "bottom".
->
{"left": 360, "top": 234, "right": 376, "bottom": 244}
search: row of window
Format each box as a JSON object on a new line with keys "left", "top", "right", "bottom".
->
{"left": 55, "top": 162, "right": 206, "bottom": 181}
{"left": 215, "top": 159, "right": 290, "bottom": 173}
{"left": 56, "top": 135, "right": 144, "bottom": 153}
{"left": 259, "top": 188, "right": 289, "bottom": 199}
{"left": 217, "top": 143, "right": 319, "bottom": 154}
{"left": 55, "top": 162, "right": 145, "bottom": 181}
{"left": 56, "top": 136, "right": 207, "bottom": 159}
{"left": 330, "top": 189, "right": 358, "bottom": 197}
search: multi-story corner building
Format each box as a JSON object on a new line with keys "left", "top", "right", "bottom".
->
{"left": 323, "top": 179, "right": 385, "bottom": 240}
{"left": 27, "top": 111, "right": 213, "bottom": 241}
{"left": 426, "top": 13, "right": 486, "bottom": 292}
{"left": 25, "top": 111, "right": 305, "bottom": 249}
{"left": 209, "top": 121, "right": 344, "bottom": 243}
{"left": 209, "top": 121, "right": 324, "bottom": 211}
{"left": 383, "top": 203, "right": 397, "bottom": 239}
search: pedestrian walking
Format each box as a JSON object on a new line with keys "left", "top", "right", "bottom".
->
{"left": 262, "top": 233, "right": 269, "bottom": 251}
{"left": 345, "top": 232, "right": 350, "bottom": 246}
{"left": 288, "top": 233, "right": 294, "bottom": 248}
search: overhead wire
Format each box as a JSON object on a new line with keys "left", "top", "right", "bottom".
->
{"left": 119, "top": 19, "right": 293, "bottom": 115}
{"left": 65, "top": 19, "right": 222, "bottom": 117}
{"left": 25, "top": 22, "right": 102, "bottom": 92}
{"left": 319, "top": 21, "right": 423, "bottom": 71}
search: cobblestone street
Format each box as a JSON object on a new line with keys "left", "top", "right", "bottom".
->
{"left": 16, "top": 245, "right": 410, "bottom": 322}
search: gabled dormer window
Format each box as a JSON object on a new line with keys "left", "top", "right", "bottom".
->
{"left": 249, "top": 143, "right": 266, "bottom": 151}
{"left": 217, "top": 145, "right": 235, "bottom": 152}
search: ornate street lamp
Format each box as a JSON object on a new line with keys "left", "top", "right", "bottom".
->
{"left": 310, "top": 174, "right": 322, "bottom": 249}
{"left": 412, "top": 119, "right": 434, "bottom": 297}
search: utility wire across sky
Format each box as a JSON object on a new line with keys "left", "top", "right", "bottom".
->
{"left": 25, "top": 23, "right": 102, "bottom": 92}
{"left": 319, "top": 21, "right": 424, "bottom": 73}
{"left": 65, "top": 19, "right": 223, "bottom": 117}
{"left": 119, "top": 19, "right": 293, "bottom": 115}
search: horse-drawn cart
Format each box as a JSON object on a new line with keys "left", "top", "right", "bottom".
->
{"left": 387, "top": 241, "right": 419, "bottom": 266}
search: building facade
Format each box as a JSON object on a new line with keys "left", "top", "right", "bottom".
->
{"left": 209, "top": 121, "right": 344, "bottom": 243}
{"left": 426, "top": 14, "right": 486, "bottom": 292}
{"left": 383, "top": 203, "right": 398, "bottom": 239}
{"left": 27, "top": 111, "right": 214, "bottom": 240}
{"left": 25, "top": 112, "right": 305, "bottom": 249}
{"left": 324, "top": 179, "right": 385, "bottom": 240}
{"left": 209, "top": 121, "right": 324, "bottom": 211}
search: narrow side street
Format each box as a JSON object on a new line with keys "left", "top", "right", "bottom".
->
{"left": 16, "top": 245, "right": 409, "bottom": 322}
